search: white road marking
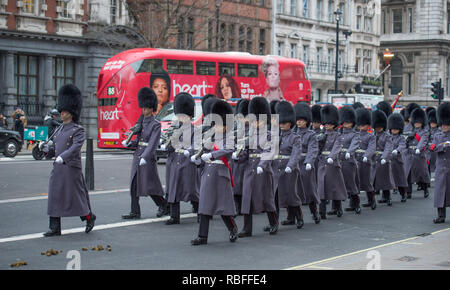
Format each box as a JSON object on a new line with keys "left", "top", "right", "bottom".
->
{"left": 0, "top": 213, "right": 197, "bottom": 243}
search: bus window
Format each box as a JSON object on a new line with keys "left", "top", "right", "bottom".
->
{"left": 167, "top": 59, "right": 194, "bottom": 74}
{"left": 98, "top": 97, "right": 118, "bottom": 107}
{"left": 130, "top": 59, "right": 163, "bottom": 73}
{"left": 238, "top": 63, "right": 258, "bottom": 78}
{"left": 219, "top": 62, "right": 235, "bottom": 76}
{"left": 196, "top": 61, "right": 216, "bottom": 75}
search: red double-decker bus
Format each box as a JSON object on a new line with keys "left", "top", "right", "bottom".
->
{"left": 97, "top": 48, "right": 311, "bottom": 148}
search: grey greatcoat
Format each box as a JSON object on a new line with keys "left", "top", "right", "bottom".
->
{"left": 403, "top": 128, "right": 431, "bottom": 184}
{"left": 129, "top": 115, "right": 164, "bottom": 197}
{"left": 239, "top": 129, "right": 276, "bottom": 214}
{"left": 231, "top": 124, "right": 249, "bottom": 197}
{"left": 427, "top": 127, "right": 439, "bottom": 172}
{"left": 47, "top": 122, "right": 91, "bottom": 217}
{"left": 355, "top": 130, "right": 376, "bottom": 192}
{"left": 339, "top": 128, "right": 360, "bottom": 196}
{"left": 432, "top": 130, "right": 450, "bottom": 208}
{"left": 372, "top": 131, "right": 395, "bottom": 191}
{"left": 317, "top": 130, "right": 347, "bottom": 201}
{"left": 272, "top": 129, "right": 303, "bottom": 208}
{"left": 390, "top": 134, "right": 408, "bottom": 188}
{"left": 197, "top": 134, "right": 236, "bottom": 216}
{"left": 294, "top": 127, "right": 320, "bottom": 204}
{"left": 166, "top": 123, "right": 199, "bottom": 204}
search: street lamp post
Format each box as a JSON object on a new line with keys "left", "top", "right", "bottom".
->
{"left": 215, "top": 0, "right": 223, "bottom": 52}
{"left": 334, "top": 10, "right": 342, "bottom": 94}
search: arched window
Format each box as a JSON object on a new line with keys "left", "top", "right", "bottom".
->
{"left": 239, "top": 26, "right": 245, "bottom": 51}
{"left": 219, "top": 23, "right": 226, "bottom": 51}
{"left": 246, "top": 28, "right": 253, "bottom": 53}
{"left": 390, "top": 58, "right": 403, "bottom": 95}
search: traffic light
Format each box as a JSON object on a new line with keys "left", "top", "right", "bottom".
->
{"left": 431, "top": 79, "right": 443, "bottom": 100}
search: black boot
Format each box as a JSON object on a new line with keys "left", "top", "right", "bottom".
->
{"left": 156, "top": 202, "right": 170, "bottom": 218}
{"left": 423, "top": 184, "right": 429, "bottom": 198}
{"left": 399, "top": 187, "right": 407, "bottom": 203}
{"left": 345, "top": 195, "right": 355, "bottom": 212}
{"left": 267, "top": 211, "right": 278, "bottom": 235}
{"left": 44, "top": 217, "right": 61, "bottom": 237}
{"left": 309, "top": 202, "right": 321, "bottom": 224}
{"left": 362, "top": 192, "right": 372, "bottom": 207}
{"left": 319, "top": 200, "right": 327, "bottom": 220}
{"left": 327, "top": 200, "right": 338, "bottom": 215}
{"left": 165, "top": 217, "right": 180, "bottom": 225}
{"left": 384, "top": 190, "right": 392, "bottom": 206}
{"left": 354, "top": 195, "right": 362, "bottom": 214}
{"left": 295, "top": 207, "right": 304, "bottom": 229}
{"left": 229, "top": 226, "right": 238, "bottom": 242}
{"left": 370, "top": 192, "right": 377, "bottom": 210}
{"left": 281, "top": 207, "right": 295, "bottom": 225}
{"left": 433, "top": 208, "right": 446, "bottom": 224}
{"left": 335, "top": 201, "right": 343, "bottom": 217}
{"left": 238, "top": 214, "right": 252, "bottom": 238}
{"left": 191, "top": 236, "right": 208, "bottom": 245}
{"left": 85, "top": 213, "right": 96, "bottom": 233}
{"left": 122, "top": 212, "right": 141, "bottom": 219}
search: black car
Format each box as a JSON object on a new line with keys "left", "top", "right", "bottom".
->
{"left": 0, "top": 127, "right": 23, "bottom": 157}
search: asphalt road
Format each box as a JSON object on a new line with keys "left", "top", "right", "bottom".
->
{"left": 0, "top": 151, "right": 449, "bottom": 270}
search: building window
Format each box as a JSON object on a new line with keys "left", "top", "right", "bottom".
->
{"left": 239, "top": 26, "right": 245, "bottom": 51}
{"left": 290, "top": 43, "right": 298, "bottom": 59}
{"left": 314, "top": 88, "right": 321, "bottom": 102}
{"left": 339, "top": 3, "right": 345, "bottom": 25}
{"left": 448, "top": 10, "right": 450, "bottom": 34}
{"left": 177, "top": 17, "right": 185, "bottom": 49}
{"left": 365, "top": 16, "right": 372, "bottom": 33}
{"left": 290, "top": 0, "right": 297, "bottom": 16}
{"left": 229, "top": 24, "right": 235, "bottom": 51}
{"left": 317, "top": 0, "right": 322, "bottom": 20}
{"left": 277, "top": 41, "right": 283, "bottom": 56}
{"left": 15, "top": 55, "right": 39, "bottom": 117}
{"left": 277, "top": 0, "right": 284, "bottom": 14}
{"left": 393, "top": 9, "right": 402, "bottom": 34}
{"left": 208, "top": 21, "right": 213, "bottom": 50}
{"left": 110, "top": 0, "right": 117, "bottom": 24}
{"left": 303, "top": 45, "right": 309, "bottom": 63}
{"left": 57, "top": 0, "right": 71, "bottom": 18}
{"left": 316, "top": 47, "right": 322, "bottom": 72}
{"left": 54, "top": 57, "right": 75, "bottom": 94}
{"left": 328, "top": 48, "right": 333, "bottom": 74}
{"left": 328, "top": 0, "right": 334, "bottom": 22}
{"left": 246, "top": 28, "right": 253, "bottom": 53}
{"left": 446, "top": 59, "right": 450, "bottom": 96}
{"left": 259, "top": 29, "right": 266, "bottom": 55}
{"left": 382, "top": 10, "right": 386, "bottom": 34}
{"left": 303, "top": 0, "right": 309, "bottom": 18}
{"left": 355, "top": 48, "right": 361, "bottom": 74}
{"left": 219, "top": 23, "right": 226, "bottom": 51}
{"left": 407, "top": 8, "right": 413, "bottom": 33}
{"left": 390, "top": 58, "right": 403, "bottom": 95}
{"left": 356, "top": 6, "right": 361, "bottom": 30}
{"left": 23, "top": 0, "right": 35, "bottom": 14}
{"left": 407, "top": 73, "right": 412, "bottom": 94}
{"left": 186, "top": 18, "right": 194, "bottom": 50}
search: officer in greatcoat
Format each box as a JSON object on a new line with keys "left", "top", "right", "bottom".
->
{"left": 404, "top": 107, "right": 431, "bottom": 199}
{"left": 272, "top": 101, "right": 304, "bottom": 229}
{"left": 430, "top": 102, "right": 450, "bottom": 223}
{"left": 44, "top": 84, "right": 96, "bottom": 237}
{"left": 372, "top": 110, "right": 395, "bottom": 206}
{"left": 426, "top": 108, "right": 439, "bottom": 174}
{"left": 293, "top": 102, "right": 321, "bottom": 224}
{"left": 317, "top": 105, "right": 347, "bottom": 219}
{"left": 403, "top": 103, "right": 421, "bottom": 134}
{"left": 311, "top": 104, "right": 322, "bottom": 134}
{"left": 122, "top": 87, "right": 168, "bottom": 219}
{"left": 190, "top": 100, "right": 238, "bottom": 245}
{"left": 234, "top": 97, "right": 278, "bottom": 237}
{"left": 164, "top": 93, "right": 199, "bottom": 225}
{"left": 388, "top": 113, "right": 409, "bottom": 202}
{"left": 338, "top": 106, "right": 361, "bottom": 214}
{"left": 355, "top": 108, "right": 377, "bottom": 210}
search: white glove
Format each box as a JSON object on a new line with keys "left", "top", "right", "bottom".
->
{"left": 190, "top": 155, "right": 198, "bottom": 163}
{"left": 363, "top": 157, "right": 368, "bottom": 163}
{"left": 381, "top": 159, "right": 386, "bottom": 165}
{"left": 392, "top": 150, "right": 398, "bottom": 156}
{"left": 327, "top": 158, "right": 334, "bottom": 164}
{"left": 232, "top": 152, "right": 239, "bottom": 160}
{"left": 345, "top": 152, "right": 351, "bottom": 160}
{"left": 183, "top": 150, "right": 190, "bottom": 157}
{"left": 160, "top": 144, "right": 167, "bottom": 151}
{"left": 305, "top": 163, "right": 312, "bottom": 171}
{"left": 201, "top": 153, "right": 212, "bottom": 162}
{"left": 285, "top": 167, "right": 292, "bottom": 174}
{"left": 257, "top": 167, "right": 263, "bottom": 174}
{"left": 139, "top": 158, "right": 147, "bottom": 166}
{"left": 122, "top": 140, "right": 130, "bottom": 147}
{"left": 55, "top": 156, "right": 63, "bottom": 164}
{"left": 415, "top": 148, "right": 420, "bottom": 155}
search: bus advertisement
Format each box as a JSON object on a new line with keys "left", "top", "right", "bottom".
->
{"left": 96, "top": 48, "right": 311, "bottom": 148}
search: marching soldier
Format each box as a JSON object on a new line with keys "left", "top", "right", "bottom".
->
{"left": 44, "top": 84, "right": 96, "bottom": 237}
{"left": 426, "top": 108, "right": 439, "bottom": 174}
{"left": 403, "top": 103, "right": 421, "bottom": 135}
{"left": 338, "top": 106, "right": 361, "bottom": 214}
{"left": 190, "top": 100, "right": 238, "bottom": 245}
{"left": 376, "top": 101, "right": 393, "bottom": 118}
{"left": 311, "top": 104, "right": 322, "bottom": 134}
{"left": 317, "top": 105, "right": 347, "bottom": 219}
{"left": 404, "top": 107, "right": 431, "bottom": 199}
{"left": 122, "top": 87, "right": 168, "bottom": 219}
{"left": 372, "top": 110, "right": 395, "bottom": 206}
{"left": 235, "top": 97, "right": 278, "bottom": 237}
{"left": 430, "top": 102, "right": 450, "bottom": 224}
{"left": 293, "top": 102, "right": 321, "bottom": 224}
{"left": 164, "top": 93, "right": 199, "bottom": 225}
{"left": 388, "top": 113, "right": 409, "bottom": 202}
{"left": 272, "top": 101, "right": 304, "bottom": 229}
{"left": 355, "top": 108, "right": 377, "bottom": 210}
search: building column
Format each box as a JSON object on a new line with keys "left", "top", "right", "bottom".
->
{"left": 1, "top": 51, "right": 17, "bottom": 121}
{"left": 42, "top": 54, "right": 56, "bottom": 110}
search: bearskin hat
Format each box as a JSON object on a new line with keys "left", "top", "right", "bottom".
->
{"left": 321, "top": 104, "right": 339, "bottom": 126}
{"left": 425, "top": 106, "right": 435, "bottom": 115}
{"left": 311, "top": 104, "right": 322, "bottom": 123}
{"left": 57, "top": 84, "right": 82, "bottom": 123}
{"left": 211, "top": 100, "right": 233, "bottom": 125}
{"left": 294, "top": 102, "right": 312, "bottom": 125}
{"left": 270, "top": 100, "right": 279, "bottom": 115}
{"left": 202, "top": 97, "right": 219, "bottom": 117}
{"left": 339, "top": 106, "right": 356, "bottom": 125}
{"left": 400, "top": 108, "right": 407, "bottom": 121}
{"left": 406, "top": 103, "right": 421, "bottom": 120}
{"left": 372, "top": 110, "right": 387, "bottom": 130}
{"left": 411, "top": 107, "right": 427, "bottom": 128}
{"left": 376, "top": 101, "right": 392, "bottom": 117}
{"left": 150, "top": 70, "right": 171, "bottom": 98}
{"left": 174, "top": 92, "right": 195, "bottom": 118}
{"left": 137, "top": 87, "right": 157, "bottom": 110}
{"left": 356, "top": 108, "right": 371, "bottom": 126}
{"left": 249, "top": 97, "right": 271, "bottom": 121}
{"left": 202, "top": 94, "right": 217, "bottom": 113}
{"left": 237, "top": 99, "right": 249, "bottom": 117}
{"left": 352, "top": 102, "right": 365, "bottom": 111}
{"left": 276, "top": 101, "right": 296, "bottom": 126}
{"left": 427, "top": 108, "right": 437, "bottom": 125}
{"left": 388, "top": 113, "right": 405, "bottom": 133}
{"left": 437, "top": 102, "right": 450, "bottom": 126}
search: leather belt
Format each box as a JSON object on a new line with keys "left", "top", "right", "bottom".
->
{"left": 274, "top": 155, "right": 290, "bottom": 160}
{"left": 321, "top": 151, "right": 331, "bottom": 155}
{"left": 355, "top": 149, "right": 366, "bottom": 153}
{"left": 249, "top": 154, "right": 262, "bottom": 159}
{"left": 138, "top": 142, "right": 148, "bottom": 146}
{"left": 206, "top": 160, "right": 224, "bottom": 165}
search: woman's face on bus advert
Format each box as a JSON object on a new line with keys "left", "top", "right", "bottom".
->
{"left": 152, "top": 78, "right": 169, "bottom": 105}
{"left": 220, "top": 77, "right": 233, "bottom": 100}
{"left": 266, "top": 65, "right": 280, "bottom": 88}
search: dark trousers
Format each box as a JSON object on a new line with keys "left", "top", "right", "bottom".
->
{"left": 319, "top": 199, "right": 327, "bottom": 215}
{"left": 198, "top": 214, "right": 237, "bottom": 238}
{"left": 398, "top": 186, "right": 407, "bottom": 196}
{"left": 234, "top": 195, "right": 242, "bottom": 215}
{"left": 130, "top": 176, "right": 166, "bottom": 214}
{"left": 332, "top": 200, "right": 342, "bottom": 211}
{"left": 382, "top": 190, "right": 391, "bottom": 201}
{"left": 309, "top": 201, "right": 318, "bottom": 214}
{"left": 170, "top": 202, "right": 180, "bottom": 219}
